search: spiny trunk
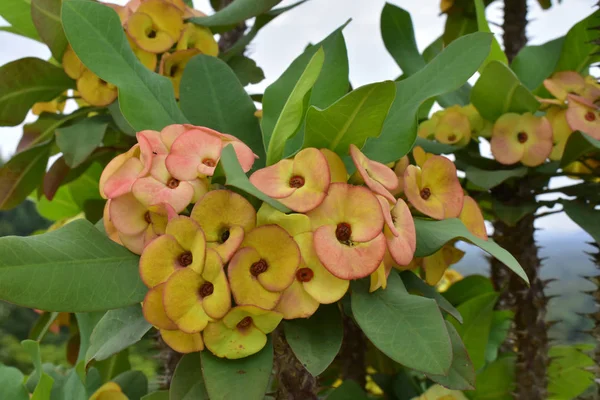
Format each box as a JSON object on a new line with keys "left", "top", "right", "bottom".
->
{"left": 156, "top": 334, "right": 182, "bottom": 390}
{"left": 273, "top": 328, "right": 318, "bottom": 400}
{"left": 217, "top": 0, "right": 247, "bottom": 53}
{"left": 502, "top": 0, "right": 527, "bottom": 62}
{"left": 586, "top": 243, "right": 600, "bottom": 397}
{"left": 338, "top": 315, "right": 367, "bottom": 387}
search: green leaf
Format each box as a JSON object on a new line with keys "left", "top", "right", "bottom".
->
{"left": 303, "top": 81, "right": 396, "bottom": 156}
{"left": 351, "top": 273, "right": 453, "bottom": 375}
{"left": 227, "top": 55, "right": 265, "bottom": 86}
{"left": 414, "top": 137, "right": 460, "bottom": 155}
{"left": 22, "top": 339, "right": 47, "bottom": 391}
{"left": 511, "top": 37, "right": 564, "bottom": 91}
{"left": 29, "top": 311, "right": 60, "bottom": 341}
{"left": 108, "top": 101, "right": 136, "bottom": 136}
{"left": 327, "top": 380, "right": 370, "bottom": 400}
{"left": 485, "top": 310, "right": 513, "bottom": 363}
{"left": 94, "top": 350, "right": 131, "bottom": 382}
{"left": 427, "top": 321, "right": 475, "bottom": 390}
{"left": 76, "top": 312, "right": 106, "bottom": 365}
{"left": 180, "top": 55, "right": 265, "bottom": 166}
{"left": 564, "top": 201, "right": 600, "bottom": 245}
{"left": 363, "top": 33, "right": 492, "bottom": 163}
{"left": 555, "top": 10, "right": 600, "bottom": 73}
{"left": 31, "top": 0, "right": 68, "bottom": 60}
{"left": 0, "top": 364, "right": 29, "bottom": 400}
{"left": 86, "top": 304, "right": 151, "bottom": 366}
{"left": 492, "top": 198, "right": 538, "bottom": 227}
{"left": 55, "top": 117, "right": 108, "bottom": 168}
{"left": 283, "top": 303, "right": 343, "bottom": 376}
{"left": 414, "top": 218, "right": 529, "bottom": 284}
{"left": 465, "top": 165, "right": 528, "bottom": 189}
{"left": 474, "top": 0, "right": 507, "bottom": 70}
{"left": 62, "top": 0, "right": 187, "bottom": 131}
{"left": 560, "top": 131, "right": 600, "bottom": 167}
{"left": 449, "top": 292, "right": 498, "bottom": 371}
{"left": 112, "top": 371, "right": 148, "bottom": 400}
{"left": 201, "top": 337, "right": 273, "bottom": 400}
{"left": 0, "top": 0, "right": 41, "bottom": 41}
{"left": 400, "top": 271, "right": 462, "bottom": 323}
{"left": 170, "top": 353, "right": 209, "bottom": 400}
{"left": 0, "top": 219, "right": 146, "bottom": 311}
{"left": 0, "top": 58, "right": 72, "bottom": 126}
{"left": 470, "top": 356, "right": 516, "bottom": 400}
{"left": 0, "top": 141, "right": 52, "bottom": 210}
{"left": 190, "top": 0, "right": 281, "bottom": 27}
{"left": 261, "top": 25, "right": 349, "bottom": 157}
{"left": 442, "top": 275, "right": 494, "bottom": 307}
{"left": 265, "top": 47, "right": 324, "bottom": 165}
{"left": 32, "top": 374, "right": 54, "bottom": 400}
{"left": 471, "top": 61, "right": 540, "bottom": 122}
{"left": 57, "top": 367, "right": 87, "bottom": 400}
{"left": 220, "top": 144, "right": 290, "bottom": 212}
{"left": 548, "top": 344, "right": 595, "bottom": 400}
{"left": 142, "top": 392, "right": 169, "bottom": 400}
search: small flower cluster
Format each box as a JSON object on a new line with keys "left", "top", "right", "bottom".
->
{"left": 417, "top": 71, "right": 600, "bottom": 167}
{"left": 56, "top": 0, "right": 217, "bottom": 107}
{"left": 101, "top": 124, "right": 486, "bottom": 359}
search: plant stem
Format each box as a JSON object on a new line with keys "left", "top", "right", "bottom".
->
{"left": 502, "top": 0, "right": 527, "bottom": 62}
{"left": 338, "top": 315, "right": 367, "bottom": 387}
{"left": 216, "top": 0, "right": 247, "bottom": 54}
{"left": 273, "top": 327, "right": 318, "bottom": 399}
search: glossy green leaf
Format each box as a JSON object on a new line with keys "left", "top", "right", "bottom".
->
{"left": 265, "top": 47, "right": 324, "bottom": 165}
{"left": 0, "top": 0, "right": 41, "bottom": 41}
{"left": 414, "top": 137, "right": 461, "bottom": 155}
{"left": 560, "top": 131, "right": 600, "bottom": 167}
{"left": 76, "top": 312, "right": 106, "bottom": 365}
{"left": 180, "top": 55, "right": 264, "bottom": 166}
{"left": 31, "top": 0, "right": 68, "bottom": 60}
{"left": 54, "top": 365, "right": 87, "bottom": 400}
{"left": 221, "top": 144, "right": 290, "bottom": 212}
{"left": 190, "top": 0, "right": 281, "bottom": 27}
{"left": 474, "top": 0, "right": 507, "bottom": 70}
{"left": 170, "top": 353, "right": 209, "bottom": 400}
{"left": 485, "top": 310, "right": 513, "bottom": 363}
{"left": 86, "top": 304, "right": 152, "bottom": 366}
{"left": 112, "top": 371, "right": 148, "bottom": 400}
{"left": 283, "top": 303, "right": 343, "bottom": 376}
{"left": 261, "top": 25, "right": 349, "bottom": 156}
{"left": 0, "top": 58, "right": 72, "bottom": 126}
{"left": 55, "top": 117, "right": 108, "bottom": 168}
{"left": 555, "top": 10, "right": 600, "bottom": 73}
{"left": 465, "top": 165, "right": 528, "bottom": 189}
{"left": 351, "top": 273, "right": 453, "bottom": 375}
{"left": 442, "top": 275, "right": 494, "bottom": 306}
{"left": 29, "top": 311, "right": 60, "bottom": 341}
{"left": 0, "top": 364, "right": 29, "bottom": 400}
{"left": 62, "top": 0, "right": 187, "bottom": 131}
{"left": 414, "top": 218, "right": 528, "bottom": 284}
{"left": 108, "top": 101, "right": 135, "bottom": 136}
{"left": 426, "top": 321, "right": 475, "bottom": 390}
{"left": 564, "top": 201, "right": 600, "bottom": 245}
{"left": 327, "top": 380, "right": 370, "bottom": 400}
{"left": 303, "top": 81, "right": 395, "bottom": 156}
{"left": 141, "top": 392, "right": 169, "bottom": 400}
{"left": 548, "top": 344, "right": 595, "bottom": 400}
{"left": 449, "top": 292, "right": 498, "bottom": 370}
{"left": 94, "top": 350, "right": 131, "bottom": 383}
{"left": 470, "top": 356, "right": 516, "bottom": 400}
{"left": 227, "top": 55, "right": 265, "bottom": 86}
{"left": 492, "top": 198, "right": 538, "bottom": 227}
{"left": 0, "top": 141, "right": 51, "bottom": 210}
{"left": 201, "top": 337, "right": 273, "bottom": 400}
{"left": 363, "top": 33, "right": 492, "bottom": 163}
{"left": 400, "top": 271, "right": 462, "bottom": 323}
{"left": 0, "top": 219, "right": 146, "bottom": 311}
{"left": 511, "top": 37, "right": 564, "bottom": 91}
{"left": 22, "top": 339, "right": 47, "bottom": 391}
{"left": 471, "top": 61, "right": 540, "bottom": 122}
{"left": 32, "top": 374, "right": 54, "bottom": 400}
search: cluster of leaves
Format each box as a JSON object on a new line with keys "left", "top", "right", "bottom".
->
{"left": 0, "top": 0, "right": 598, "bottom": 399}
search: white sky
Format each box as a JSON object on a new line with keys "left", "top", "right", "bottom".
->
{"left": 0, "top": 0, "right": 596, "bottom": 232}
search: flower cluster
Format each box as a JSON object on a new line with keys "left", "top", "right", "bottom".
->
{"left": 57, "top": 0, "right": 217, "bottom": 107}
{"left": 101, "top": 124, "right": 486, "bottom": 359}
{"left": 417, "top": 71, "right": 600, "bottom": 167}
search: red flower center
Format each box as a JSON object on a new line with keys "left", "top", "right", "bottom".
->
{"left": 250, "top": 259, "right": 268, "bottom": 276}
{"left": 448, "top": 134, "right": 457, "bottom": 142}
{"left": 420, "top": 187, "right": 431, "bottom": 200}
{"left": 517, "top": 131, "right": 528, "bottom": 143}
{"left": 296, "top": 268, "right": 314, "bottom": 282}
{"left": 335, "top": 223, "right": 352, "bottom": 242}
{"left": 289, "top": 175, "right": 305, "bottom": 188}
{"left": 237, "top": 316, "right": 253, "bottom": 329}
{"left": 202, "top": 158, "right": 216, "bottom": 167}
{"left": 199, "top": 282, "right": 214, "bottom": 298}
{"left": 221, "top": 229, "right": 230, "bottom": 243}
{"left": 178, "top": 251, "right": 193, "bottom": 267}
{"left": 585, "top": 111, "right": 596, "bottom": 122}
{"left": 166, "top": 178, "right": 180, "bottom": 189}
{"left": 144, "top": 211, "right": 152, "bottom": 224}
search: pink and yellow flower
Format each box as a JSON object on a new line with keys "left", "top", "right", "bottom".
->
{"left": 459, "top": 195, "right": 488, "bottom": 240}
{"left": 350, "top": 144, "right": 398, "bottom": 203}
{"left": 125, "top": 0, "right": 184, "bottom": 54}
{"left": 250, "top": 147, "right": 331, "bottom": 213}
{"left": 547, "top": 106, "right": 573, "bottom": 160}
{"left": 566, "top": 94, "right": 600, "bottom": 140}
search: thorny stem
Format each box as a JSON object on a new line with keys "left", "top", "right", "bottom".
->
{"left": 273, "top": 327, "right": 318, "bottom": 400}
